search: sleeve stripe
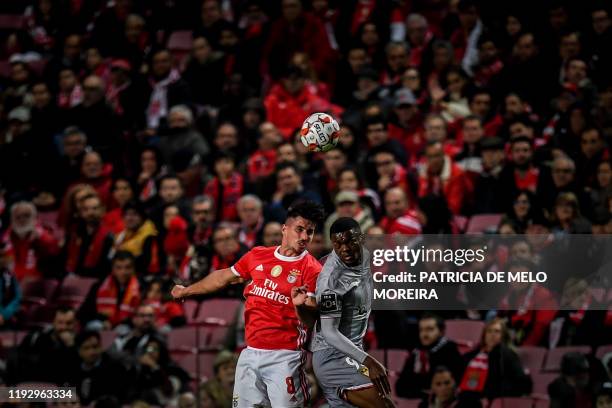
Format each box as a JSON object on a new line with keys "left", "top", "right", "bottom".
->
{"left": 230, "top": 266, "right": 241, "bottom": 277}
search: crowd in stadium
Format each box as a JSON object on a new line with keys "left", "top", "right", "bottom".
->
{"left": 0, "top": 0, "right": 612, "bottom": 406}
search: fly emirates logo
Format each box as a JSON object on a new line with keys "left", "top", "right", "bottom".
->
{"left": 248, "top": 278, "right": 290, "bottom": 305}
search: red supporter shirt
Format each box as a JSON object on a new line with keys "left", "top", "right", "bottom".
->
{"left": 231, "top": 246, "right": 322, "bottom": 350}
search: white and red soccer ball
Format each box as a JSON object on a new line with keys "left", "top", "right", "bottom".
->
{"left": 300, "top": 112, "right": 341, "bottom": 152}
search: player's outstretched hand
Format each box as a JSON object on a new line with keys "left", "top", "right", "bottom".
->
{"left": 363, "top": 355, "right": 391, "bottom": 398}
{"left": 171, "top": 284, "right": 187, "bottom": 299}
{"left": 291, "top": 285, "right": 309, "bottom": 306}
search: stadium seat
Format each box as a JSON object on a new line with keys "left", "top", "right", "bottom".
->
{"left": 453, "top": 215, "right": 469, "bottom": 233}
{"left": 176, "top": 351, "right": 217, "bottom": 381}
{"left": 596, "top": 344, "right": 612, "bottom": 359}
{"left": 198, "top": 351, "right": 217, "bottom": 381}
{"left": 543, "top": 346, "right": 591, "bottom": 372}
{"left": 445, "top": 319, "right": 484, "bottom": 348}
{"left": 195, "top": 299, "right": 241, "bottom": 326}
{"left": 393, "top": 398, "right": 421, "bottom": 408}
{"left": 183, "top": 300, "right": 199, "bottom": 324}
{"left": 516, "top": 346, "right": 547, "bottom": 374}
{"left": 167, "top": 30, "right": 193, "bottom": 51}
{"left": 20, "top": 278, "right": 59, "bottom": 306}
{"left": 386, "top": 349, "right": 409, "bottom": 374}
{"left": 100, "top": 330, "right": 117, "bottom": 350}
{"left": 466, "top": 214, "right": 503, "bottom": 234}
{"left": 56, "top": 275, "right": 98, "bottom": 308}
{"left": 0, "top": 14, "right": 24, "bottom": 30}
{"left": 489, "top": 397, "right": 534, "bottom": 408}
{"left": 531, "top": 372, "right": 558, "bottom": 396}
{"left": 168, "top": 326, "right": 198, "bottom": 353}
{"left": 0, "top": 330, "right": 27, "bottom": 348}
{"left": 200, "top": 325, "right": 230, "bottom": 350}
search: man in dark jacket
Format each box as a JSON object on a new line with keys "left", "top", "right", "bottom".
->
{"left": 396, "top": 313, "right": 464, "bottom": 398}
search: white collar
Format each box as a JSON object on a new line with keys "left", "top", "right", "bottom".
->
{"left": 274, "top": 246, "right": 308, "bottom": 261}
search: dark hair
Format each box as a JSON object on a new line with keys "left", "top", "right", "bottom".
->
{"left": 75, "top": 329, "right": 100, "bottom": 349}
{"left": 112, "top": 250, "right": 136, "bottom": 266}
{"left": 432, "top": 365, "right": 453, "bottom": 376}
{"left": 276, "top": 161, "right": 301, "bottom": 177}
{"left": 122, "top": 199, "right": 146, "bottom": 217}
{"left": 462, "top": 114, "right": 482, "bottom": 126}
{"left": 111, "top": 177, "right": 136, "bottom": 194}
{"left": 364, "top": 114, "right": 387, "bottom": 130}
{"left": 157, "top": 173, "right": 182, "bottom": 190}
{"left": 330, "top": 217, "right": 361, "bottom": 237}
{"left": 420, "top": 312, "right": 446, "bottom": 332}
{"left": 56, "top": 305, "right": 75, "bottom": 315}
{"left": 214, "top": 149, "right": 236, "bottom": 163}
{"left": 286, "top": 200, "right": 325, "bottom": 225}
{"left": 338, "top": 166, "right": 364, "bottom": 189}
{"left": 509, "top": 135, "right": 532, "bottom": 146}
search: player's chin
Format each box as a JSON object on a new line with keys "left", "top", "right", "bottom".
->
{"left": 296, "top": 242, "right": 307, "bottom": 251}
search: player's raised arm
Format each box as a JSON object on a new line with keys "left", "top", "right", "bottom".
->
{"left": 171, "top": 267, "right": 241, "bottom": 299}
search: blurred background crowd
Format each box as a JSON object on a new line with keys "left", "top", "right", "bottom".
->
{"left": 0, "top": 0, "right": 612, "bottom": 406}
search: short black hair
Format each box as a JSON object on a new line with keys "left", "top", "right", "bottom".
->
{"left": 365, "top": 114, "right": 387, "bottom": 130}
{"left": 330, "top": 217, "right": 361, "bottom": 237}
{"left": 112, "top": 250, "right": 136, "bottom": 266}
{"left": 122, "top": 199, "right": 146, "bottom": 217}
{"left": 420, "top": 312, "right": 446, "bottom": 332}
{"left": 286, "top": 200, "right": 325, "bottom": 226}
{"left": 509, "top": 135, "right": 532, "bottom": 146}
{"left": 276, "top": 161, "right": 301, "bottom": 176}
{"left": 157, "top": 173, "right": 182, "bottom": 190}
{"left": 75, "top": 329, "right": 100, "bottom": 349}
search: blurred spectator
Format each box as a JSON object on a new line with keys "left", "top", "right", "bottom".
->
{"left": 78, "top": 251, "right": 141, "bottom": 329}
{"left": 472, "top": 136, "right": 506, "bottom": 213}
{"left": 110, "top": 201, "right": 158, "bottom": 273}
{"left": 379, "top": 187, "right": 422, "bottom": 234}
{"left": 236, "top": 195, "right": 264, "bottom": 249}
{"left": 264, "top": 65, "right": 341, "bottom": 139}
{"left": 262, "top": 221, "right": 283, "bottom": 247}
{"left": 67, "top": 330, "right": 132, "bottom": 405}
{"left": 387, "top": 88, "right": 424, "bottom": 158}
{"left": 57, "top": 68, "right": 82, "bottom": 109}
{"left": 11, "top": 306, "right": 78, "bottom": 384}
{"left": 157, "top": 105, "right": 210, "bottom": 171}
{"left": 498, "top": 257, "right": 558, "bottom": 346}
{"left": 548, "top": 351, "right": 608, "bottom": 408}
{"left": 323, "top": 191, "right": 374, "bottom": 249}
{"left": 455, "top": 115, "right": 484, "bottom": 173}
{"left": 109, "top": 303, "right": 162, "bottom": 364}
{"left": 145, "top": 49, "right": 191, "bottom": 131}
{"left": 499, "top": 136, "right": 540, "bottom": 209}
{"left": 267, "top": 162, "right": 321, "bottom": 220}
{"left": 246, "top": 122, "right": 282, "bottom": 183}
{"left": 595, "top": 382, "right": 612, "bottom": 408}
{"left": 381, "top": 41, "right": 408, "bottom": 86}
{"left": 396, "top": 313, "right": 464, "bottom": 399}
{"left": 138, "top": 147, "right": 166, "bottom": 203}
{"left": 0, "top": 201, "right": 60, "bottom": 282}
{"left": 78, "top": 151, "right": 113, "bottom": 209}
{"left": 550, "top": 192, "right": 593, "bottom": 235}
{"left": 418, "top": 141, "right": 471, "bottom": 215}
{"left": 0, "top": 241, "right": 21, "bottom": 327}
{"left": 199, "top": 350, "right": 238, "bottom": 408}
{"left": 107, "top": 59, "right": 146, "bottom": 131}
{"left": 134, "top": 336, "right": 190, "bottom": 405}
{"left": 103, "top": 177, "right": 134, "bottom": 234}
{"left": 183, "top": 36, "right": 225, "bottom": 107}
{"left": 576, "top": 127, "right": 609, "bottom": 187}
{"left": 209, "top": 224, "right": 247, "bottom": 292}
{"left": 419, "top": 365, "right": 479, "bottom": 408}
{"left": 189, "top": 195, "right": 214, "bottom": 248}
{"left": 64, "top": 194, "right": 114, "bottom": 278}
{"left": 458, "top": 318, "right": 531, "bottom": 403}
{"left": 204, "top": 151, "right": 245, "bottom": 222}
{"left": 194, "top": 0, "right": 232, "bottom": 49}
{"left": 501, "top": 190, "right": 547, "bottom": 233}
{"left": 142, "top": 280, "right": 185, "bottom": 331}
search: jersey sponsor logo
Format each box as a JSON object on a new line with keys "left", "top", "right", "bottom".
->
{"left": 271, "top": 265, "right": 283, "bottom": 277}
{"left": 255, "top": 264, "right": 264, "bottom": 271}
{"left": 320, "top": 293, "right": 340, "bottom": 313}
{"left": 248, "top": 278, "right": 290, "bottom": 304}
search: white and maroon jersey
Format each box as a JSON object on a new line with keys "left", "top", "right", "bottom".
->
{"left": 231, "top": 246, "right": 322, "bottom": 350}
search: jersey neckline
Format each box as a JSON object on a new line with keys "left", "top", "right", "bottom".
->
{"left": 274, "top": 246, "right": 308, "bottom": 262}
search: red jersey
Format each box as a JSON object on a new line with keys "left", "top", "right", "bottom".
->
{"left": 231, "top": 246, "right": 322, "bottom": 350}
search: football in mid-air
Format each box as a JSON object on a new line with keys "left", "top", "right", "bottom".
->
{"left": 300, "top": 112, "right": 341, "bottom": 152}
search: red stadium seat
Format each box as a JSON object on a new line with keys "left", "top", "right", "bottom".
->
{"left": 100, "top": 330, "right": 117, "bottom": 350}
{"left": 200, "top": 325, "right": 230, "bottom": 350}
{"left": 516, "top": 346, "right": 547, "bottom": 374}
{"left": 596, "top": 344, "right": 612, "bottom": 360}
{"left": 445, "top": 319, "right": 484, "bottom": 349}
{"left": 167, "top": 30, "right": 193, "bottom": 51}
{"left": 195, "top": 299, "right": 242, "bottom": 326}
{"left": 543, "top": 346, "right": 591, "bottom": 372}
{"left": 386, "top": 349, "right": 409, "bottom": 375}
{"left": 176, "top": 351, "right": 217, "bottom": 381}
{"left": 531, "top": 372, "right": 558, "bottom": 396}
{"left": 20, "top": 278, "right": 59, "bottom": 306}
{"left": 466, "top": 214, "right": 503, "bottom": 234}
{"left": 0, "top": 331, "right": 27, "bottom": 348}
{"left": 0, "top": 14, "right": 24, "bottom": 30}
{"left": 183, "top": 300, "right": 199, "bottom": 324}
{"left": 168, "top": 327, "right": 198, "bottom": 353}
{"left": 56, "top": 275, "right": 98, "bottom": 308}
{"left": 393, "top": 398, "right": 421, "bottom": 408}
{"left": 489, "top": 397, "right": 534, "bottom": 408}
{"left": 453, "top": 215, "right": 469, "bottom": 233}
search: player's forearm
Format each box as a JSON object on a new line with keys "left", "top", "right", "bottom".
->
{"left": 182, "top": 268, "right": 235, "bottom": 297}
{"left": 320, "top": 317, "right": 368, "bottom": 364}
{"left": 295, "top": 304, "right": 318, "bottom": 329}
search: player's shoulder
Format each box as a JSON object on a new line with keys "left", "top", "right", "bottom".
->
{"left": 247, "top": 246, "right": 276, "bottom": 257}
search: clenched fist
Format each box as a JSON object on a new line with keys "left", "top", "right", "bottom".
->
{"left": 171, "top": 284, "right": 187, "bottom": 299}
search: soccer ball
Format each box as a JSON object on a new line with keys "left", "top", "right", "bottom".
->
{"left": 300, "top": 113, "right": 341, "bottom": 152}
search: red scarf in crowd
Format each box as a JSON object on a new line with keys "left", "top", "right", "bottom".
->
{"left": 96, "top": 275, "right": 141, "bottom": 326}
{"left": 204, "top": 172, "right": 244, "bottom": 222}
{"left": 144, "top": 299, "right": 184, "bottom": 327}
{"left": 459, "top": 351, "right": 489, "bottom": 392}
